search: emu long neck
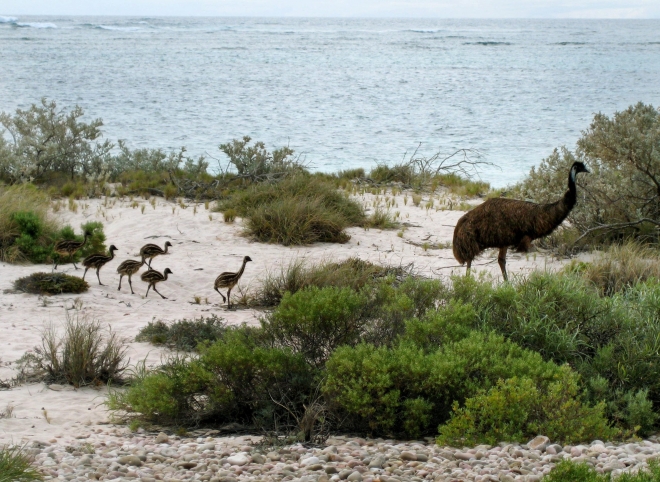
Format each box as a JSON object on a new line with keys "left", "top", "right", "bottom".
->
{"left": 538, "top": 167, "right": 578, "bottom": 235}
{"left": 81, "top": 234, "right": 89, "bottom": 248}
{"left": 163, "top": 243, "right": 169, "bottom": 254}
{"left": 236, "top": 260, "right": 247, "bottom": 279}
{"left": 108, "top": 249, "right": 116, "bottom": 261}
{"left": 163, "top": 271, "right": 169, "bottom": 281}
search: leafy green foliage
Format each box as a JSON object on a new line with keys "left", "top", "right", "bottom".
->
{"left": 0, "top": 444, "right": 43, "bottom": 482}
{"left": 135, "top": 315, "right": 227, "bottom": 352}
{"left": 323, "top": 332, "right": 567, "bottom": 438}
{"left": 219, "top": 136, "right": 303, "bottom": 181}
{"left": 14, "top": 272, "right": 89, "bottom": 295}
{"left": 437, "top": 370, "right": 616, "bottom": 446}
{"left": 263, "top": 286, "right": 367, "bottom": 367}
{"left": 544, "top": 460, "right": 660, "bottom": 482}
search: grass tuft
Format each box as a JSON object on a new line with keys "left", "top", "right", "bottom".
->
{"left": 0, "top": 444, "right": 43, "bottom": 482}
{"left": 14, "top": 272, "right": 89, "bottom": 295}
{"left": 135, "top": 315, "right": 227, "bottom": 352}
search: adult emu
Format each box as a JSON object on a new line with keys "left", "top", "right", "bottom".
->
{"left": 452, "top": 161, "right": 589, "bottom": 280}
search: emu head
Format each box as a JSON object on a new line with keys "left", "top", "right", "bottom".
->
{"left": 570, "top": 162, "right": 589, "bottom": 183}
{"left": 109, "top": 245, "right": 118, "bottom": 252}
{"left": 244, "top": 256, "right": 253, "bottom": 263}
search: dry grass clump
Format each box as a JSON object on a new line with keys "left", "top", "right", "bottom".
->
{"left": 219, "top": 175, "right": 365, "bottom": 245}
{"left": 26, "top": 311, "right": 129, "bottom": 388}
{"left": 257, "top": 257, "right": 403, "bottom": 306}
{"left": 14, "top": 272, "right": 89, "bottom": 295}
{"left": 567, "top": 243, "right": 660, "bottom": 296}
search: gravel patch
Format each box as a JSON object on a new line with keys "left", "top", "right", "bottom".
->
{"left": 22, "top": 430, "right": 660, "bottom": 481}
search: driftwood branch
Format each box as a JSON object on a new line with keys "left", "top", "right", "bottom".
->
{"left": 573, "top": 218, "right": 660, "bottom": 245}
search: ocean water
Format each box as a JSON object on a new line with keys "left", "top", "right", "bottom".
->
{"left": 1, "top": 16, "right": 659, "bottom": 187}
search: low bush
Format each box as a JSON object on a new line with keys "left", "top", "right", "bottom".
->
{"left": 28, "top": 311, "right": 128, "bottom": 387}
{"left": 14, "top": 272, "right": 89, "bottom": 295}
{"left": 262, "top": 286, "right": 368, "bottom": 367}
{"left": 544, "top": 459, "right": 660, "bottom": 482}
{"left": 323, "top": 331, "right": 569, "bottom": 438}
{"left": 109, "top": 328, "right": 316, "bottom": 429}
{"left": 218, "top": 175, "right": 365, "bottom": 245}
{"left": 135, "top": 315, "right": 227, "bottom": 352}
{"left": 364, "top": 208, "right": 396, "bottom": 229}
{"left": 256, "top": 257, "right": 396, "bottom": 306}
{"left": 0, "top": 444, "right": 43, "bottom": 482}
{"left": 437, "top": 370, "right": 616, "bottom": 446}
{"left": 0, "top": 184, "right": 58, "bottom": 263}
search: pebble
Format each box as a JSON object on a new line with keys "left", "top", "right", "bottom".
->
{"left": 20, "top": 431, "right": 660, "bottom": 482}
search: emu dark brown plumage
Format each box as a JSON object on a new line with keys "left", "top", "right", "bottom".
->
{"left": 139, "top": 241, "right": 172, "bottom": 268}
{"left": 141, "top": 267, "right": 173, "bottom": 299}
{"left": 117, "top": 256, "right": 146, "bottom": 294}
{"left": 53, "top": 230, "right": 91, "bottom": 270}
{"left": 82, "top": 245, "right": 118, "bottom": 285}
{"left": 452, "top": 161, "right": 589, "bottom": 281}
{"left": 214, "top": 256, "right": 252, "bottom": 308}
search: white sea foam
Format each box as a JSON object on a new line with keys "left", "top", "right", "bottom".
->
{"left": 0, "top": 15, "right": 19, "bottom": 23}
{"left": 16, "top": 21, "right": 57, "bottom": 28}
{"left": 95, "top": 24, "right": 142, "bottom": 31}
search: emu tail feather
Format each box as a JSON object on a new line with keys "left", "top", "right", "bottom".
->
{"left": 452, "top": 217, "right": 480, "bottom": 265}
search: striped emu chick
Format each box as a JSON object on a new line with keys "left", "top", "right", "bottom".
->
{"left": 139, "top": 241, "right": 172, "bottom": 268}
{"left": 141, "top": 267, "right": 173, "bottom": 299}
{"left": 117, "top": 256, "right": 146, "bottom": 294}
{"left": 53, "top": 230, "right": 91, "bottom": 269}
{"left": 453, "top": 161, "right": 589, "bottom": 281}
{"left": 214, "top": 256, "right": 252, "bottom": 308}
{"left": 82, "top": 245, "right": 118, "bottom": 285}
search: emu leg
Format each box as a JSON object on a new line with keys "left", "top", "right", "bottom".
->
{"left": 214, "top": 287, "right": 226, "bottom": 302}
{"left": 118, "top": 275, "right": 123, "bottom": 291}
{"left": 145, "top": 284, "right": 152, "bottom": 297}
{"left": 83, "top": 267, "right": 89, "bottom": 281}
{"left": 466, "top": 260, "right": 472, "bottom": 277}
{"left": 153, "top": 285, "right": 167, "bottom": 299}
{"left": 128, "top": 276, "right": 135, "bottom": 295}
{"left": 227, "top": 287, "right": 232, "bottom": 309}
{"left": 498, "top": 246, "right": 508, "bottom": 281}
{"left": 96, "top": 268, "right": 104, "bottom": 286}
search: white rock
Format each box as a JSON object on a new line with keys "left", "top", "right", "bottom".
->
{"left": 226, "top": 453, "right": 249, "bottom": 466}
{"left": 300, "top": 456, "right": 321, "bottom": 467}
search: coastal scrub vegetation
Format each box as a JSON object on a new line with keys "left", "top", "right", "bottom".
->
{"left": 109, "top": 244, "right": 660, "bottom": 444}
{"left": 512, "top": 102, "right": 660, "bottom": 248}
{"left": 14, "top": 272, "right": 89, "bottom": 295}
{"left": 544, "top": 459, "right": 660, "bottom": 482}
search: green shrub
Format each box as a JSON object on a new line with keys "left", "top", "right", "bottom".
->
{"left": 323, "top": 332, "right": 566, "bottom": 437}
{"left": 256, "top": 257, "right": 395, "bottom": 306}
{"left": 14, "top": 272, "right": 89, "bottom": 295}
{"left": 135, "top": 315, "right": 227, "bottom": 352}
{"left": 544, "top": 460, "right": 660, "bottom": 482}
{"left": 437, "top": 369, "right": 616, "bottom": 446}
{"left": 401, "top": 300, "right": 476, "bottom": 351}
{"left": 0, "top": 444, "right": 43, "bottom": 482}
{"left": 110, "top": 328, "right": 316, "bottom": 428}
{"left": 219, "top": 136, "right": 304, "bottom": 180}
{"left": 0, "top": 184, "right": 58, "bottom": 263}
{"left": 262, "top": 286, "right": 367, "bottom": 367}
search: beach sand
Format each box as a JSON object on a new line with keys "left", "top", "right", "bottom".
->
{"left": 0, "top": 190, "right": 580, "bottom": 446}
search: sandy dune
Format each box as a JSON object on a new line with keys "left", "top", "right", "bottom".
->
{"left": 0, "top": 190, "right": 580, "bottom": 445}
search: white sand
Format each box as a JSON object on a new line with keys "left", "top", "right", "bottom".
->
{"left": 0, "top": 190, "right": 580, "bottom": 445}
